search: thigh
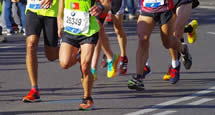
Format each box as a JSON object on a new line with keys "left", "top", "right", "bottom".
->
{"left": 43, "top": 16, "right": 58, "bottom": 47}
{"left": 26, "top": 11, "right": 42, "bottom": 37}
{"left": 160, "top": 15, "right": 175, "bottom": 43}
{"left": 111, "top": 0, "right": 124, "bottom": 15}
{"left": 59, "top": 42, "right": 79, "bottom": 65}
{"left": 137, "top": 15, "right": 155, "bottom": 41}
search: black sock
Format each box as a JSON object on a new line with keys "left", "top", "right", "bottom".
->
{"left": 136, "top": 74, "right": 144, "bottom": 80}
{"left": 184, "top": 25, "right": 193, "bottom": 33}
{"left": 32, "top": 86, "right": 39, "bottom": 91}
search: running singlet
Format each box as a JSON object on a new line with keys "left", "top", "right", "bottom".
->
{"left": 0, "top": 2, "right": 2, "bottom": 15}
{"left": 140, "top": 0, "right": 174, "bottom": 13}
{"left": 64, "top": 0, "right": 99, "bottom": 37}
{"left": 26, "top": 0, "right": 58, "bottom": 17}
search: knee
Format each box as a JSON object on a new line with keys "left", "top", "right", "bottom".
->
{"left": 26, "top": 39, "right": 37, "bottom": 51}
{"left": 80, "top": 62, "right": 91, "bottom": 75}
{"left": 60, "top": 60, "right": 70, "bottom": 69}
{"left": 162, "top": 40, "right": 171, "bottom": 49}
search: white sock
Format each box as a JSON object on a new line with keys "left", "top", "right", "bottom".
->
{"left": 146, "top": 61, "right": 149, "bottom": 67}
{"left": 172, "top": 60, "right": 179, "bottom": 68}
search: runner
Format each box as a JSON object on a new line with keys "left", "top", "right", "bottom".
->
{"left": 128, "top": 0, "right": 192, "bottom": 90}
{"left": 100, "top": 0, "right": 129, "bottom": 75}
{"left": 163, "top": 0, "right": 199, "bottom": 80}
{"left": 22, "top": 0, "right": 59, "bottom": 102}
{"left": 91, "top": 0, "right": 120, "bottom": 79}
{"left": 57, "top": 0, "right": 105, "bottom": 110}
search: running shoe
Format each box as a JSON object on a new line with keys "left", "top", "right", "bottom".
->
{"left": 181, "top": 43, "right": 192, "bottom": 70}
{"left": 143, "top": 65, "right": 151, "bottom": 78}
{"left": 186, "top": 20, "right": 198, "bottom": 44}
{"left": 107, "top": 54, "right": 120, "bottom": 78}
{"left": 91, "top": 68, "right": 98, "bottom": 81}
{"left": 170, "top": 63, "right": 181, "bottom": 84}
{"left": 79, "top": 97, "right": 94, "bottom": 111}
{"left": 192, "top": 0, "right": 200, "bottom": 9}
{"left": 22, "top": 88, "right": 41, "bottom": 103}
{"left": 128, "top": 75, "right": 145, "bottom": 91}
{"left": 163, "top": 65, "right": 172, "bottom": 81}
{"left": 101, "top": 54, "right": 107, "bottom": 68}
{"left": 119, "top": 56, "right": 128, "bottom": 75}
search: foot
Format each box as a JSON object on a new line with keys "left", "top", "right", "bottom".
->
{"left": 22, "top": 88, "right": 41, "bottom": 103}
{"left": 182, "top": 43, "right": 192, "bottom": 70}
{"left": 107, "top": 54, "right": 120, "bottom": 78}
{"left": 143, "top": 65, "right": 151, "bottom": 78}
{"left": 119, "top": 56, "right": 128, "bottom": 75}
{"left": 186, "top": 20, "right": 198, "bottom": 44}
{"left": 79, "top": 97, "right": 94, "bottom": 111}
{"left": 128, "top": 75, "right": 145, "bottom": 91}
{"left": 170, "top": 63, "right": 181, "bottom": 84}
{"left": 163, "top": 65, "right": 172, "bottom": 81}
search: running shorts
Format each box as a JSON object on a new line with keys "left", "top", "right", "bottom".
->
{"left": 26, "top": 11, "right": 58, "bottom": 47}
{"left": 140, "top": 10, "right": 173, "bottom": 25}
{"left": 97, "top": 0, "right": 124, "bottom": 24}
{"left": 61, "top": 32, "right": 99, "bottom": 48}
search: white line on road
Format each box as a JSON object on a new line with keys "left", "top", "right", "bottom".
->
{"left": 153, "top": 111, "right": 177, "bottom": 115}
{"left": 125, "top": 86, "right": 215, "bottom": 115}
{"left": 0, "top": 46, "right": 17, "bottom": 49}
{"left": 208, "top": 32, "right": 215, "bottom": 35}
{"left": 188, "top": 98, "right": 214, "bottom": 105}
{"left": 198, "top": 6, "right": 215, "bottom": 10}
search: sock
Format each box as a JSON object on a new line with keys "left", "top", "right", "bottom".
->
{"left": 184, "top": 25, "right": 193, "bottom": 33}
{"left": 180, "top": 38, "right": 184, "bottom": 43}
{"left": 136, "top": 74, "right": 144, "bottom": 80}
{"left": 107, "top": 59, "right": 112, "bottom": 63}
{"left": 32, "top": 85, "right": 39, "bottom": 91}
{"left": 172, "top": 60, "right": 179, "bottom": 68}
{"left": 145, "top": 61, "right": 149, "bottom": 67}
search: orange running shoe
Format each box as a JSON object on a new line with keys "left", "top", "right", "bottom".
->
{"left": 22, "top": 88, "right": 41, "bottom": 103}
{"left": 79, "top": 97, "right": 94, "bottom": 111}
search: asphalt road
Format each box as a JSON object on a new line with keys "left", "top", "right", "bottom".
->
{"left": 1, "top": 2, "right": 215, "bottom": 115}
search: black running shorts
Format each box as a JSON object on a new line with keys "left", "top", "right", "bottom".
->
{"left": 61, "top": 32, "right": 99, "bottom": 48}
{"left": 26, "top": 11, "right": 58, "bottom": 47}
{"left": 111, "top": 0, "right": 124, "bottom": 15}
{"left": 140, "top": 10, "right": 173, "bottom": 25}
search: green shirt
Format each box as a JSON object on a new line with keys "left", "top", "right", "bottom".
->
{"left": 0, "top": 2, "right": 2, "bottom": 15}
{"left": 26, "top": 0, "right": 58, "bottom": 17}
{"left": 64, "top": 0, "right": 99, "bottom": 36}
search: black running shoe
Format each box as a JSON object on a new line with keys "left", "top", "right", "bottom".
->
{"left": 181, "top": 43, "right": 192, "bottom": 70}
{"left": 128, "top": 75, "right": 145, "bottom": 91}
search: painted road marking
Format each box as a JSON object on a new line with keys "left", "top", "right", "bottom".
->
{"left": 0, "top": 46, "right": 17, "bottom": 49}
{"left": 208, "top": 32, "right": 215, "bottom": 35}
{"left": 153, "top": 111, "right": 177, "bottom": 115}
{"left": 125, "top": 86, "right": 215, "bottom": 115}
{"left": 188, "top": 98, "right": 214, "bottom": 105}
{"left": 198, "top": 6, "right": 215, "bottom": 10}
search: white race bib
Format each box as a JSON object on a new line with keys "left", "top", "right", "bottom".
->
{"left": 28, "top": 0, "right": 42, "bottom": 9}
{"left": 64, "top": 9, "right": 89, "bottom": 34}
{"left": 143, "top": 0, "right": 165, "bottom": 8}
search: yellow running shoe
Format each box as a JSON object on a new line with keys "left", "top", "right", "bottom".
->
{"left": 107, "top": 54, "right": 120, "bottom": 78}
{"left": 163, "top": 66, "right": 172, "bottom": 81}
{"left": 187, "top": 20, "right": 198, "bottom": 44}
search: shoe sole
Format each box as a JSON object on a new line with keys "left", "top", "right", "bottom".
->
{"left": 22, "top": 99, "right": 41, "bottom": 103}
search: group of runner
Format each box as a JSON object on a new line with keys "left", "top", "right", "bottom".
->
{"left": 22, "top": 0, "right": 199, "bottom": 111}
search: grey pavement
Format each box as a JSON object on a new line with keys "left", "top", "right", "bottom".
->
{"left": 1, "top": 2, "right": 215, "bottom": 115}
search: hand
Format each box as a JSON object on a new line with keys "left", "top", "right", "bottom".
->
{"left": 11, "top": 0, "right": 20, "bottom": 3}
{"left": 57, "top": 18, "right": 64, "bottom": 38}
{"left": 40, "top": 0, "right": 53, "bottom": 9}
{"left": 89, "top": 6, "right": 102, "bottom": 17}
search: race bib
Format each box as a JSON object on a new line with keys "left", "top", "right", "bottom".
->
{"left": 64, "top": 9, "right": 89, "bottom": 34}
{"left": 143, "top": 0, "right": 165, "bottom": 8}
{"left": 28, "top": 0, "right": 42, "bottom": 9}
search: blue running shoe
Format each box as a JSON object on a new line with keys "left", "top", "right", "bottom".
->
{"left": 170, "top": 63, "right": 181, "bottom": 84}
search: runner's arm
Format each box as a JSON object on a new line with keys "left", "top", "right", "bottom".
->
{"left": 57, "top": 0, "right": 64, "bottom": 38}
